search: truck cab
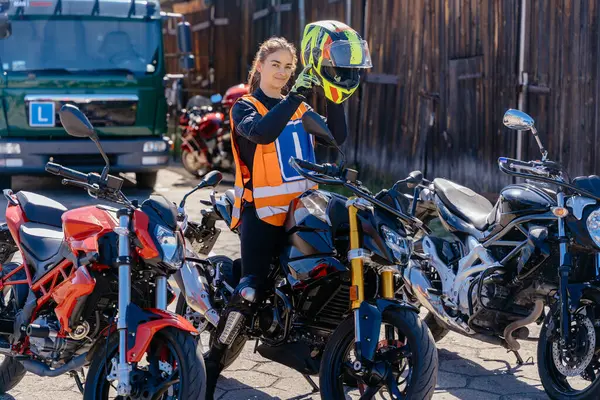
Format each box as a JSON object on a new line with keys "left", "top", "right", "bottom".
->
{"left": 0, "top": 0, "right": 180, "bottom": 189}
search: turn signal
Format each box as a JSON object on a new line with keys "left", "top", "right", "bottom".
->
{"left": 552, "top": 207, "right": 569, "bottom": 218}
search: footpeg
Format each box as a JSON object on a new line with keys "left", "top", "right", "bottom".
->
{"left": 218, "top": 311, "right": 244, "bottom": 346}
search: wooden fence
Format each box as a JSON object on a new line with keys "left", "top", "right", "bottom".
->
{"left": 163, "top": 0, "right": 600, "bottom": 193}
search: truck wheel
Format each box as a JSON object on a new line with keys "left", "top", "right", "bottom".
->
{"left": 0, "top": 176, "right": 11, "bottom": 190}
{"left": 136, "top": 172, "right": 158, "bottom": 189}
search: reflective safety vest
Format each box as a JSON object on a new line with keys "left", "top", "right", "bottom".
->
{"left": 230, "top": 95, "right": 318, "bottom": 228}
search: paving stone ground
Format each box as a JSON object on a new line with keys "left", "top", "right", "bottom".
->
{"left": 0, "top": 168, "right": 550, "bottom": 399}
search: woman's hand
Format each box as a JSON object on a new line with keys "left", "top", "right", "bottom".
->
{"left": 290, "top": 64, "right": 321, "bottom": 97}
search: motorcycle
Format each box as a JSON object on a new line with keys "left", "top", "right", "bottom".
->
{"left": 0, "top": 104, "right": 206, "bottom": 399}
{"left": 401, "top": 109, "right": 600, "bottom": 399}
{"left": 175, "top": 111, "right": 439, "bottom": 399}
{"left": 179, "top": 84, "right": 249, "bottom": 177}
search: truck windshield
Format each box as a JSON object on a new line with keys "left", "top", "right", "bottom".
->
{"left": 0, "top": 18, "right": 160, "bottom": 74}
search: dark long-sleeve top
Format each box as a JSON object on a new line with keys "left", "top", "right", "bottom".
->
{"left": 231, "top": 88, "right": 347, "bottom": 191}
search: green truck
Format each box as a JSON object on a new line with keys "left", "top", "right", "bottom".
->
{"left": 0, "top": 0, "right": 193, "bottom": 189}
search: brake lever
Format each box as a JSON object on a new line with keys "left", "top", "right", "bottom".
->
{"left": 62, "top": 179, "right": 98, "bottom": 192}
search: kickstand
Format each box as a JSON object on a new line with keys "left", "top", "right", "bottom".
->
{"left": 302, "top": 374, "right": 319, "bottom": 393}
{"left": 70, "top": 369, "right": 85, "bottom": 394}
{"left": 511, "top": 350, "right": 534, "bottom": 366}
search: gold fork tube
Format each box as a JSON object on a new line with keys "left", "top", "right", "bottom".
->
{"left": 381, "top": 271, "right": 394, "bottom": 299}
{"left": 348, "top": 204, "right": 364, "bottom": 310}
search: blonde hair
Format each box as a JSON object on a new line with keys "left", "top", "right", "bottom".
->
{"left": 248, "top": 37, "right": 298, "bottom": 93}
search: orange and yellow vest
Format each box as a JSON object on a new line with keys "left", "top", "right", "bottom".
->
{"left": 230, "top": 95, "right": 318, "bottom": 228}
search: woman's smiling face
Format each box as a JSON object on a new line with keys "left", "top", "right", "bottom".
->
{"left": 258, "top": 49, "right": 295, "bottom": 93}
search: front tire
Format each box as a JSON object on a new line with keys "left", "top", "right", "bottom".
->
{"left": 538, "top": 301, "right": 600, "bottom": 399}
{"left": 319, "top": 308, "right": 438, "bottom": 399}
{"left": 84, "top": 327, "right": 206, "bottom": 399}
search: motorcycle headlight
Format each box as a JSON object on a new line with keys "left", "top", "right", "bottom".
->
{"left": 381, "top": 225, "right": 412, "bottom": 265}
{"left": 586, "top": 209, "right": 600, "bottom": 248}
{"left": 155, "top": 225, "right": 184, "bottom": 269}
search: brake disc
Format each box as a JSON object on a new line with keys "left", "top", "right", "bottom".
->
{"left": 552, "top": 314, "right": 596, "bottom": 377}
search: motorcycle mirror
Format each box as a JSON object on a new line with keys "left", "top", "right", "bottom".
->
{"left": 503, "top": 109, "right": 535, "bottom": 131}
{"left": 59, "top": 104, "right": 111, "bottom": 179}
{"left": 406, "top": 170, "right": 423, "bottom": 188}
{"left": 198, "top": 170, "right": 222, "bottom": 189}
{"left": 59, "top": 104, "right": 97, "bottom": 140}
{"left": 302, "top": 111, "right": 337, "bottom": 148}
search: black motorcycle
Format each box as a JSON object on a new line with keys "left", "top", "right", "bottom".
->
{"left": 400, "top": 109, "right": 600, "bottom": 399}
{"left": 175, "top": 112, "right": 439, "bottom": 399}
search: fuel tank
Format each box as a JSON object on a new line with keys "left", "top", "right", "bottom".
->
{"left": 62, "top": 205, "right": 118, "bottom": 253}
{"left": 496, "top": 183, "right": 555, "bottom": 221}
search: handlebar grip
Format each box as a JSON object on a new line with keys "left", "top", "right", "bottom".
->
{"left": 45, "top": 162, "right": 88, "bottom": 182}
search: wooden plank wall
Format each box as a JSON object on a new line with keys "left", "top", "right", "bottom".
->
{"left": 163, "top": 0, "right": 599, "bottom": 193}
{"left": 524, "top": 0, "right": 600, "bottom": 180}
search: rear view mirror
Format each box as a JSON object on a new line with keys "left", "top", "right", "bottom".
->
{"left": 198, "top": 170, "right": 222, "bottom": 189}
{"left": 58, "top": 104, "right": 96, "bottom": 139}
{"left": 503, "top": 109, "right": 535, "bottom": 131}
{"left": 302, "top": 111, "right": 337, "bottom": 148}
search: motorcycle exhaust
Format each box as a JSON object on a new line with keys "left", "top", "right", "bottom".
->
{"left": 174, "top": 260, "right": 220, "bottom": 328}
{"left": 503, "top": 299, "right": 544, "bottom": 351}
{"left": 403, "top": 261, "right": 545, "bottom": 351}
{"left": 403, "top": 260, "right": 475, "bottom": 335}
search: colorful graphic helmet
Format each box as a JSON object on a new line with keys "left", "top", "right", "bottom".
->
{"left": 301, "top": 20, "right": 372, "bottom": 104}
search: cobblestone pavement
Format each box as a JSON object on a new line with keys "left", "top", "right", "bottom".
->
{"left": 0, "top": 168, "right": 549, "bottom": 399}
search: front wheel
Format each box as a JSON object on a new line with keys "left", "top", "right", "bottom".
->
{"left": 538, "top": 299, "right": 600, "bottom": 399}
{"left": 320, "top": 308, "right": 438, "bottom": 399}
{"left": 84, "top": 327, "right": 206, "bottom": 399}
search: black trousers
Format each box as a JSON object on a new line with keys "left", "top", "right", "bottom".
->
{"left": 238, "top": 204, "right": 286, "bottom": 283}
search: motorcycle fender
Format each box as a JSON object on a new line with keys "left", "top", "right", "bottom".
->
{"left": 357, "top": 299, "right": 419, "bottom": 363}
{"left": 568, "top": 282, "right": 600, "bottom": 312}
{"left": 126, "top": 306, "right": 198, "bottom": 363}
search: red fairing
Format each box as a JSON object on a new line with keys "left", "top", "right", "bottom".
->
{"left": 5, "top": 203, "right": 27, "bottom": 249}
{"left": 196, "top": 112, "right": 224, "bottom": 140}
{"left": 133, "top": 210, "right": 160, "bottom": 259}
{"left": 52, "top": 264, "right": 96, "bottom": 333}
{"left": 63, "top": 206, "right": 117, "bottom": 253}
{"left": 127, "top": 309, "right": 197, "bottom": 362}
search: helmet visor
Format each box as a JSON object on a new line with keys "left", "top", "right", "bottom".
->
{"left": 323, "top": 40, "right": 372, "bottom": 68}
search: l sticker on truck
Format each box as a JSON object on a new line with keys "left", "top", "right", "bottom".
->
{"left": 29, "top": 102, "right": 55, "bottom": 127}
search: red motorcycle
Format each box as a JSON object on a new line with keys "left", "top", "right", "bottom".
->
{"left": 0, "top": 104, "right": 206, "bottom": 399}
{"left": 179, "top": 83, "right": 249, "bottom": 177}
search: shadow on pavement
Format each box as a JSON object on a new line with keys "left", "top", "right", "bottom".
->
{"left": 439, "top": 348, "right": 546, "bottom": 397}
{"left": 216, "top": 375, "right": 319, "bottom": 400}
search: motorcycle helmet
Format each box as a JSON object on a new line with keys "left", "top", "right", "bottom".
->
{"left": 300, "top": 20, "right": 372, "bottom": 104}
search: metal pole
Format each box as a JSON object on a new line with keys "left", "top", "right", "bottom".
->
{"left": 516, "top": 0, "right": 528, "bottom": 161}
{"left": 299, "top": 0, "right": 305, "bottom": 39}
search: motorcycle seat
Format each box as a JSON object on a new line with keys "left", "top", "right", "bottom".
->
{"left": 224, "top": 189, "right": 235, "bottom": 206}
{"left": 16, "top": 191, "right": 67, "bottom": 228}
{"left": 433, "top": 178, "right": 494, "bottom": 231}
{"left": 19, "top": 223, "right": 64, "bottom": 262}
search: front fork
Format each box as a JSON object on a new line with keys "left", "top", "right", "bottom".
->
{"left": 112, "top": 209, "right": 134, "bottom": 396}
{"left": 347, "top": 200, "right": 395, "bottom": 361}
{"left": 556, "top": 192, "right": 572, "bottom": 345}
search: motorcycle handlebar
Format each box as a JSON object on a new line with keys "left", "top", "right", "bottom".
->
{"left": 45, "top": 162, "right": 89, "bottom": 182}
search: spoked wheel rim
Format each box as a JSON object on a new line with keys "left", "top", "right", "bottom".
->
{"left": 544, "top": 303, "right": 600, "bottom": 396}
{"left": 181, "top": 150, "right": 210, "bottom": 176}
{"left": 340, "top": 323, "right": 413, "bottom": 399}
{"left": 183, "top": 304, "right": 213, "bottom": 356}
{"left": 96, "top": 339, "right": 185, "bottom": 399}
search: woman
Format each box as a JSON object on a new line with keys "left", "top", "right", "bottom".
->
{"left": 206, "top": 28, "right": 370, "bottom": 398}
